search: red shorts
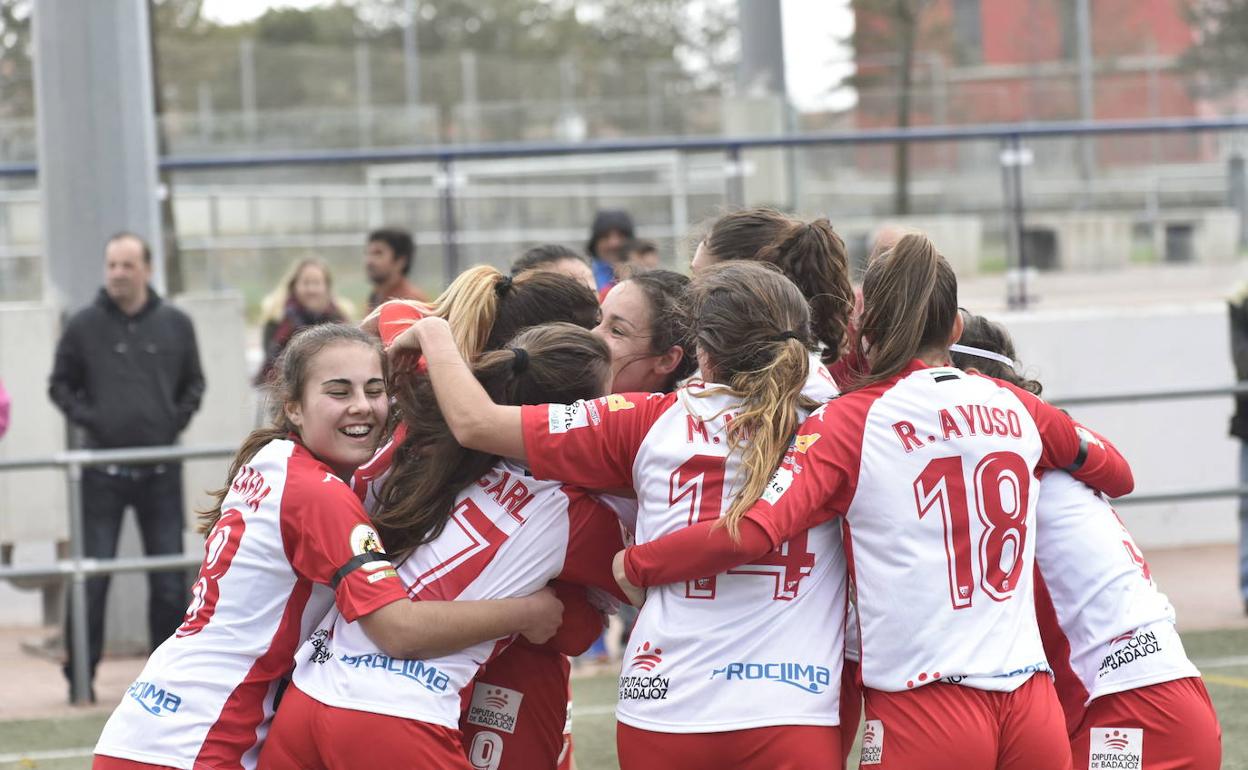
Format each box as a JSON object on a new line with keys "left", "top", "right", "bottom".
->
{"left": 93, "top": 759, "right": 177, "bottom": 770}
{"left": 1071, "top": 677, "right": 1221, "bottom": 770}
{"left": 839, "top": 659, "right": 862, "bottom": 770}
{"left": 258, "top": 684, "right": 470, "bottom": 770}
{"left": 861, "top": 673, "right": 1070, "bottom": 770}
{"left": 617, "top": 721, "right": 841, "bottom": 770}
{"left": 460, "top": 641, "right": 574, "bottom": 770}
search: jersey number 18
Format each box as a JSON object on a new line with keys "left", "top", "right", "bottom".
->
{"left": 913, "top": 451, "right": 1030, "bottom": 610}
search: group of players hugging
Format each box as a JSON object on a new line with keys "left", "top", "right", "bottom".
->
{"left": 90, "top": 208, "right": 1221, "bottom": 770}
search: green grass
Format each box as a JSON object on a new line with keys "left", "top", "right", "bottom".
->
{"left": 2, "top": 627, "right": 1245, "bottom": 769}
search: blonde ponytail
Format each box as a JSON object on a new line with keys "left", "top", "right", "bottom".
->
{"left": 364, "top": 265, "right": 599, "bottom": 359}
{"left": 684, "top": 261, "right": 815, "bottom": 541}
{"left": 720, "top": 338, "right": 810, "bottom": 537}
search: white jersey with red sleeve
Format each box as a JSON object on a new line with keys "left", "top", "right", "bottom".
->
{"left": 1035, "top": 471, "right": 1198, "bottom": 710}
{"left": 745, "top": 362, "right": 1131, "bottom": 695}
{"left": 94, "top": 439, "right": 406, "bottom": 770}
{"left": 521, "top": 383, "right": 846, "bottom": 733}
{"left": 290, "top": 458, "right": 625, "bottom": 729}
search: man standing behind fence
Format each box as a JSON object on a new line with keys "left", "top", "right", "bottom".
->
{"left": 364, "top": 227, "right": 429, "bottom": 312}
{"left": 47, "top": 232, "right": 205, "bottom": 701}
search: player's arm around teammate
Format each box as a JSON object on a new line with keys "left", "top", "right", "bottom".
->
{"left": 950, "top": 313, "right": 1222, "bottom": 770}
{"left": 403, "top": 262, "right": 851, "bottom": 770}
{"left": 260, "top": 324, "right": 621, "bottom": 770}
{"left": 616, "top": 235, "right": 1135, "bottom": 770}
{"left": 91, "top": 325, "right": 563, "bottom": 770}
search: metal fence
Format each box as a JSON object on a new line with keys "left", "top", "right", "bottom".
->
{"left": 2, "top": 379, "right": 1248, "bottom": 701}
{"left": 4, "top": 115, "right": 1248, "bottom": 307}
{"left": 0, "top": 444, "right": 234, "bottom": 703}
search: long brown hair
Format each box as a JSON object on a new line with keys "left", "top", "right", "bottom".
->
{"left": 855, "top": 233, "right": 958, "bottom": 389}
{"left": 364, "top": 264, "right": 600, "bottom": 358}
{"left": 702, "top": 208, "right": 853, "bottom": 365}
{"left": 373, "top": 323, "right": 611, "bottom": 557}
{"left": 950, "top": 311, "right": 1043, "bottom": 396}
{"left": 198, "top": 324, "right": 387, "bottom": 534}
{"left": 685, "top": 262, "right": 814, "bottom": 538}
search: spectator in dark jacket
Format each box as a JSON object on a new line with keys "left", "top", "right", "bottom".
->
{"left": 586, "top": 209, "right": 635, "bottom": 296}
{"left": 47, "top": 232, "right": 205, "bottom": 700}
{"left": 1230, "top": 287, "right": 1248, "bottom": 616}
{"left": 255, "top": 258, "right": 351, "bottom": 386}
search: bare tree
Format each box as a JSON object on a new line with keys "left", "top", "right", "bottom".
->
{"left": 848, "top": 0, "right": 936, "bottom": 216}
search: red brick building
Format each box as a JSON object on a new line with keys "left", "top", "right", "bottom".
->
{"left": 852, "top": 0, "right": 1205, "bottom": 164}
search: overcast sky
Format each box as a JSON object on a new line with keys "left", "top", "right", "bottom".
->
{"left": 200, "top": 0, "right": 856, "bottom": 112}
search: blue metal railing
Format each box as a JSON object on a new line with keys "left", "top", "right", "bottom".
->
{"left": 5, "top": 115, "right": 1248, "bottom": 301}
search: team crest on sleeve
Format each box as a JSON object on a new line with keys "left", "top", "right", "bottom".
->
{"left": 349, "top": 523, "right": 383, "bottom": 555}
{"left": 1088, "top": 727, "right": 1142, "bottom": 769}
{"left": 793, "top": 433, "right": 821, "bottom": 454}
{"left": 860, "top": 719, "right": 884, "bottom": 764}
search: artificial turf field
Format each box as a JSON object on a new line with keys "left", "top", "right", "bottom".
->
{"left": 1, "top": 626, "right": 1244, "bottom": 769}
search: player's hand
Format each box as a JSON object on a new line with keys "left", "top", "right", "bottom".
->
{"left": 518, "top": 585, "right": 565, "bottom": 645}
{"left": 613, "top": 549, "right": 646, "bottom": 607}
{"left": 386, "top": 316, "right": 448, "bottom": 360}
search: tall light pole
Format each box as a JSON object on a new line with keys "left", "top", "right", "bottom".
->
{"left": 1076, "top": 0, "right": 1096, "bottom": 186}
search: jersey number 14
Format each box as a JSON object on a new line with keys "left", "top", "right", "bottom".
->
{"left": 670, "top": 454, "right": 815, "bottom": 601}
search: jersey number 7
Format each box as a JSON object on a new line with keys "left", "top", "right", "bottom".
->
{"left": 913, "top": 451, "right": 1030, "bottom": 610}
{"left": 670, "top": 454, "right": 815, "bottom": 601}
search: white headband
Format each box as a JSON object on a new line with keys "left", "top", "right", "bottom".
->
{"left": 949, "top": 343, "right": 1016, "bottom": 369}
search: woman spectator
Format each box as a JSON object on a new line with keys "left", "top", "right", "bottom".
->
{"left": 255, "top": 259, "right": 353, "bottom": 386}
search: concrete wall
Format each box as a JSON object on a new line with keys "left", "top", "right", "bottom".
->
{"left": 995, "top": 301, "right": 1237, "bottom": 548}
{"left": 0, "top": 304, "right": 68, "bottom": 543}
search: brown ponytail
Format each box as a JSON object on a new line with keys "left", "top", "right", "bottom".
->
{"left": 364, "top": 265, "right": 600, "bottom": 358}
{"left": 855, "top": 233, "right": 958, "bottom": 389}
{"left": 373, "top": 322, "right": 611, "bottom": 557}
{"left": 198, "top": 324, "right": 387, "bottom": 534}
{"left": 684, "top": 261, "right": 814, "bottom": 538}
{"left": 702, "top": 208, "right": 853, "bottom": 365}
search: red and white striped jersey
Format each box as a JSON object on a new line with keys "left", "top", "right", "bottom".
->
{"left": 95, "top": 439, "right": 406, "bottom": 770}
{"left": 743, "top": 361, "right": 1133, "bottom": 694}
{"left": 520, "top": 374, "right": 847, "bottom": 733}
{"left": 291, "top": 458, "right": 625, "bottom": 729}
{"left": 1034, "top": 471, "right": 1199, "bottom": 728}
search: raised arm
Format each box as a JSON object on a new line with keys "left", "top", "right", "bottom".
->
{"left": 392, "top": 316, "right": 526, "bottom": 461}
{"left": 359, "top": 587, "right": 564, "bottom": 660}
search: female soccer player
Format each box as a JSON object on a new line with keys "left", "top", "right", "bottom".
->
{"left": 400, "top": 261, "right": 849, "bottom": 769}
{"left": 358, "top": 265, "right": 608, "bottom": 770}
{"left": 950, "top": 313, "right": 1222, "bottom": 770}
{"left": 92, "top": 324, "right": 563, "bottom": 770}
{"left": 595, "top": 269, "right": 695, "bottom": 394}
{"left": 459, "top": 268, "right": 696, "bottom": 770}
{"left": 691, "top": 207, "right": 854, "bottom": 368}
{"left": 617, "top": 234, "right": 1135, "bottom": 770}
{"left": 693, "top": 209, "right": 861, "bottom": 754}
{"left": 260, "top": 323, "right": 628, "bottom": 769}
